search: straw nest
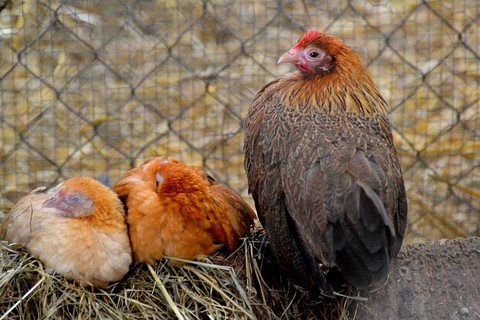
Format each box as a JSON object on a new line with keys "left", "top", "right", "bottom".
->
{"left": 0, "top": 224, "right": 364, "bottom": 320}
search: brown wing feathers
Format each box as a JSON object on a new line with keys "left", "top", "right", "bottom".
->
{"left": 244, "top": 30, "right": 407, "bottom": 291}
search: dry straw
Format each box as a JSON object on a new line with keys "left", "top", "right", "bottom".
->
{"left": 0, "top": 227, "right": 362, "bottom": 320}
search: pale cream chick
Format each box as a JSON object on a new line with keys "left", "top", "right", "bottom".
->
{"left": 1, "top": 177, "right": 132, "bottom": 288}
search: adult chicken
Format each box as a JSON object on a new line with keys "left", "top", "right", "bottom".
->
{"left": 1, "top": 177, "right": 132, "bottom": 287}
{"left": 244, "top": 30, "right": 407, "bottom": 292}
{"left": 113, "top": 156, "right": 256, "bottom": 265}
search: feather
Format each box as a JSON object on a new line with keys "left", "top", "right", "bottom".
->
{"left": 113, "top": 156, "right": 256, "bottom": 265}
{"left": 244, "top": 30, "right": 407, "bottom": 291}
{"left": 1, "top": 177, "right": 132, "bottom": 288}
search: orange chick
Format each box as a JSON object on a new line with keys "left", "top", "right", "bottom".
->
{"left": 113, "top": 157, "right": 256, "bottom": 265}
{"left": 1, "top": 177, "right": 132, "bottom": 287}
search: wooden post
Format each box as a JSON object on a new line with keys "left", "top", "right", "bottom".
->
{"left": 351, "top": 237, "right": 480, "bottom": 320}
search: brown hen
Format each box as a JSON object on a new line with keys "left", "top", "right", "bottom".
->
{"left": 1, "top": 178, "right": 132, "bottom": 287}
{"left": 113, "top": 156, "right": 256, "bottom": 265}
{"left": 244, "top": 30, "right": 408, "bottom": 292}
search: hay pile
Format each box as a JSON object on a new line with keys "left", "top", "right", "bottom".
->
{"left": 0, "top": 226, "right": 361, "bottom": 320}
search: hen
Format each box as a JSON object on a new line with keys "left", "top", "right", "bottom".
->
{"left": 113, "top": 156, "right": 256, "bottom": 265}
{"left": 244, "top": 30, "right": 408, "bottom": 292}
{"left": 1, "top": 177, "right": 132, "bottom": 287}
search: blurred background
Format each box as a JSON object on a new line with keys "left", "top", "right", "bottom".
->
{"left": 0, "top": 0, "right": 478, "bottom": 244}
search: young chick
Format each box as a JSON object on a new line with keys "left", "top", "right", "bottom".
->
{"left": 1, "top": 177, "right": 132, "bottom": 288}
{"left": 113, "top": 156, "right": 256, "bottom": 265}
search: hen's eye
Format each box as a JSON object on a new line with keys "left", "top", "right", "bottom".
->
{"left": 308, "top": 51, "right": 320, "bottom": 58}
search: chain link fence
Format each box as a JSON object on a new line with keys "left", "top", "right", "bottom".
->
{"left": 0, "top": 0, "right": 479, "bottom": 243}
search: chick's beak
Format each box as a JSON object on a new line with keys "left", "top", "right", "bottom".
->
{"left": 42, "top": 197, "right": 58, "bottom": 209}
{"left": 42, "top": 192, "right": 65, "bottom": 211}
{"left": 278, "top": 48, "right": 301, "bottom": 64}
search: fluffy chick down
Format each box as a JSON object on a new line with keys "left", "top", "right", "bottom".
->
{"left": 1, "top": 178, "right": 132, "bottom": 288}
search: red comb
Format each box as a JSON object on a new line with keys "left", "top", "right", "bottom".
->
{"left": 293, "top": 30, "right": 321, "bottom": 49}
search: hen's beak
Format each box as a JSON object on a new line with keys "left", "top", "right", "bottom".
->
{"left": 278, "top": 48, "right": 301, "bottom": 64}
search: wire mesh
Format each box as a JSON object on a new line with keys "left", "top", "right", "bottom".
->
{"left": 0, "top": 0, "right": 479, "bottom": 243}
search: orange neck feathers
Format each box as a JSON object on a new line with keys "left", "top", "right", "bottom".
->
{"left": 280, "top": 31, "right": 388, "bottom": 116}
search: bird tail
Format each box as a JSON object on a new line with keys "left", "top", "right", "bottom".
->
{"left": 334, "top": 181, "right": 395, "bottom": 289}
{"left": 210, "top": 184, "right": 256, "bottom": 243}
